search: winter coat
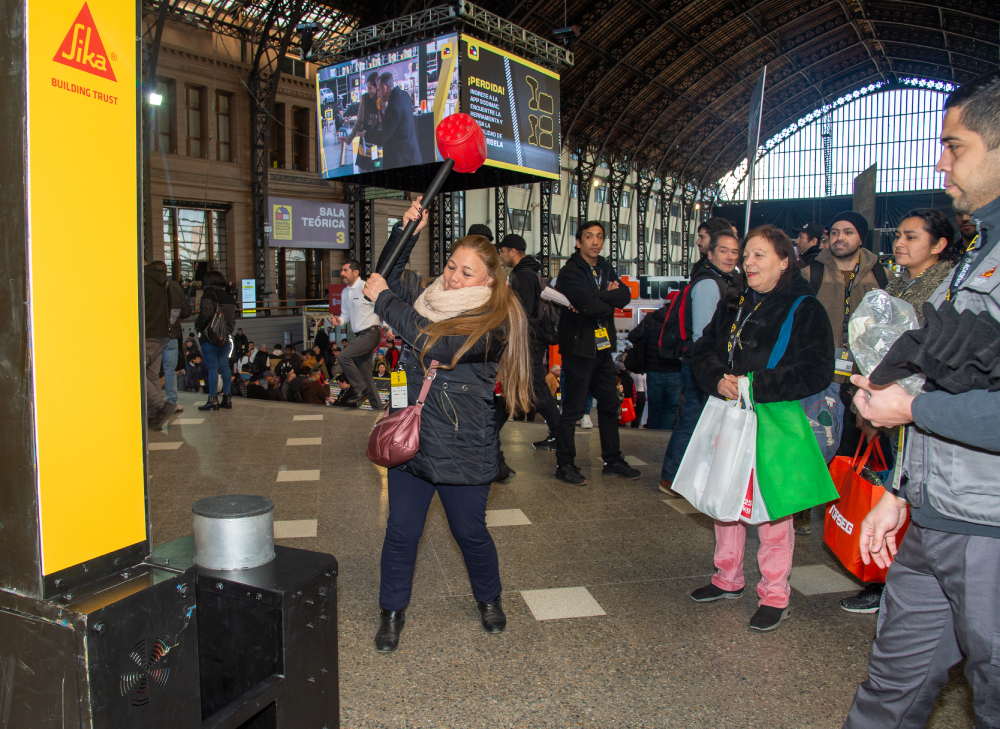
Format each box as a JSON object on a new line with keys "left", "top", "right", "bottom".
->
{"left": 554, "top": 251, "right": 631, "bottom": 358}
{"left": 801, "top": 246, "right": 890, "bottom": 351}
{"left": 627, "top": 304, "right": 681, "bottom": 373}
{"left": 372, "top": 222, "right": 505, "bottom": 486}
{"left": 691, "top": 275, "right": 835, "bottom": 404}
{"left": 884, "top": 259, "right": 955, "bottom": 325}
{"left": 143, "top": 261, "right": 172, "bottom": 339}
{"left": 195, "top": 284, "right": 237, "bottom": 340}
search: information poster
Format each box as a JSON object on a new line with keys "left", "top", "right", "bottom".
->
{"left": 268, "top": 197, "right": 350, "bottom": 249}
{"left": 461, "top": 37, "right": 560, "bottom": 179}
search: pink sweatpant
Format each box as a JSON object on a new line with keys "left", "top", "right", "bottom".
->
{"left": 711, "top": 516, "right": 795, "bottom": 608}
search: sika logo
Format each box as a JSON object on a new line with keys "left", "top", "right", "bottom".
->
{"left": 53, "top": 3, "right": 116, "bottom": 82}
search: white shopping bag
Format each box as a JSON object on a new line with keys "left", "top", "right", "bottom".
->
{"left": 738, "top": 469, "right": 771, "bottom": 525}
{"left": 674, "top": 379, "right": 758, "bottom": 522}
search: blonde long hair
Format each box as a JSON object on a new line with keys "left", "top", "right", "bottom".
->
{"left": 416, "top": 235, "right": 534, "bottom": 414}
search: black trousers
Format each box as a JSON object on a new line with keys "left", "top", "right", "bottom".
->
{"left": 556, "top": 351, "right": 622, "bottom": 467}
{"left": 630, "top": 391, "right": 646, "bottom": 428}
{"left": 531, "top": 348, "right": 561, "bottom": 437}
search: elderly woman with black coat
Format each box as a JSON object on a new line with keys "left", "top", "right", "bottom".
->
{"left": 688, "top": 225, "right": 835, "bottom": 632}
{"left": 361, "top": 197, "right": 533, "bottom": 653}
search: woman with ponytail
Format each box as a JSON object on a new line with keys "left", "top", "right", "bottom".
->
{"left": 362, "top": 198, "right": 533, "bottom": 653}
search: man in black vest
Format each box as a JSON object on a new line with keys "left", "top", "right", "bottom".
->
{"left": 553, "top": 222, "right": 642, "bottom": 485}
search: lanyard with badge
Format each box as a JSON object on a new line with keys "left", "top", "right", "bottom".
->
{"left": 945, "top": 232, "right": 982, "bottom": 301}
{"left": 727, "top": 291, "right": 763, "bottom": 369}
{"left": 591, "top": 266, "right": 612, "bottom": 350}
{"left": 833, "top": 262, "right": 860, "bottom": 377}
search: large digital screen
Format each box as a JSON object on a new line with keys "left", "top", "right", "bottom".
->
{"left": 317, "top": 33, "right": 460, "bottom": 179}
{"left": 460, "top": 37, "right": 560, "bottom": 180}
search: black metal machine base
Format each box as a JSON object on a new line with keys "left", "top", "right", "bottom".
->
{"left": 0, "top": 540, "right": 338, "bottom": 728}
{"left": 149, "top": 537, "right": 339, "bottom": 729}
{"left": 0, "top": 564, "right": 201, "bottom": 728}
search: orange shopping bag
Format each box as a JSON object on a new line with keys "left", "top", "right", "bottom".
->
{"left": 824, "top": 439, "right": 909, "bottom": 583}
{"left": 619, "top": 397, "right": 636, "bottom": 424}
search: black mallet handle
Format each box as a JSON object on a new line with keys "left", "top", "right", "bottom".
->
{"left": 376, "top": 158, "right": 456, "bottom": 279}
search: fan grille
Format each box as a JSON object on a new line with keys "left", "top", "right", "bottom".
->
{"left": 119, "top": 638, "right": 172, "bottom": 707}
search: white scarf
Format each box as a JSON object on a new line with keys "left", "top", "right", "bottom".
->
{"left": 412, "top": 276, "right": 492, "bottom": 322}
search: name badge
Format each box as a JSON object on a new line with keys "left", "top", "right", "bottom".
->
{"left": 834, "top": 348, "right": 855, "bottom": 377}
{"left": 594, "top": 326, "right": 612, "bottom": 351}
{"left": 390, "top": 371, "right": 408, "bottom": 409}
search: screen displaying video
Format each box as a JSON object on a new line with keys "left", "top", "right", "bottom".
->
{"left": 317, "top": 33, "right": 460, "bottom": 179}
{"left": 460, "top": 37, "right": 561, "bottom": 180}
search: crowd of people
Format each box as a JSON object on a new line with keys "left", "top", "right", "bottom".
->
{"left": 140, "top": 71, "right": 1000, "bottom": 725}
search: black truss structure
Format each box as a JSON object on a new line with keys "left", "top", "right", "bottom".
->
{"left": 538, "top": 180, "right": 553, "bottom": 277}
{"left": 494, "top": 187, "right": 509, "bottom": 244}
{"left": 429, "top": 193, "right": 455, "bottom": 277}
{"left": 657, "top": 180, "right": 675, "bottom": 276}
{"left": 346, "top": 184, "right": 374, "bottom": 278}
{"left": 574, "top": 148, "right": 597, "bottom": 225}
{"left": 606, "top": 156, "right": 628, "bottom": 274}
{"left": 634, "top": 171, "right": 655, "bottom": 276}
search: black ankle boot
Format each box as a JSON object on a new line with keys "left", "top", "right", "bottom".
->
{"left": 477, "top": 596, "right": 507, "bottom": 633}
{"left": 220, "top": 394, "right": 232, "bottom": 409}
{"left": 198, "top": 396, "right": 219, "bottom": 411}
{"left": 374, "top": 608, "right": 405, "bottom": 653}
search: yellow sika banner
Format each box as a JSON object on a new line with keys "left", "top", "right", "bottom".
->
{"left": 28, "top": 0, "right": 145, "bottom": 574}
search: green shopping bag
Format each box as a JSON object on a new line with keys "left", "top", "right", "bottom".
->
{"left": 747, "top": 298, "right": 839, "bottom": 519}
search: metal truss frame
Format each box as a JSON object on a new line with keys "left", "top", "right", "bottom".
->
{"left": 538, "top": 180, "right": 552, "bottom": 277}
{"left": 606, "top": 156, "right": 628, "bottom": 273}
{"left": 657, "top": 180, "right": 675, "bottom": 276}
{"left": 633, "top": 170, "right": 655, "bottom": 276}
{"left": 311, "top": 1, "right": 573, "bottom": 70}
{"left": 429, "top": 192, "right": 455, "bottom": 277}
{"left": 494, "top": 186, "right": 509, "bottom": 245}
{"left": 574, "top": 148, "right": 597, "bottom": 227}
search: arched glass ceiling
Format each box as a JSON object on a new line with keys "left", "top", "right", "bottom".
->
{"left": 718, "top": 79, "right": 955, "bottom": 202}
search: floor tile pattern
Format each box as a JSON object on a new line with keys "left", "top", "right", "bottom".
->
{"left": 147, "top": 392, "right": 974, "bottom": 728}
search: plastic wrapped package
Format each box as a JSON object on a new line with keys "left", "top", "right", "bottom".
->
{"left": 848, "top": 289, "right": 926, "bottom": 395}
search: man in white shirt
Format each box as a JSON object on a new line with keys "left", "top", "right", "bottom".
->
{"left": 330, "top": 258, "right": 384, "bottom": 409}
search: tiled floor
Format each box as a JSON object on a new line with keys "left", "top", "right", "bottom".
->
{"left": 149, "top": 392, "right": 974, "bottom": 728}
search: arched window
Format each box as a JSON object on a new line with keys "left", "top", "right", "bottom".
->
{"left": 719, "top": 79, "right": 954, "bottom": 202}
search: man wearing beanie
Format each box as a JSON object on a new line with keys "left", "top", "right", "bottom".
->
{"left": 803, "top": 211, "right": 890, "bottom": 447}
{"left": 497, "top": 233, "right": 562, "bottom": 452}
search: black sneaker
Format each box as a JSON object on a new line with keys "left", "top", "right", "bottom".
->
{"left": 749, "top": 605, "right": 790, "bottom": 632}
{"left": 555, "top": 463, "right": 588, "bottom": 486}
{"left": 840, "top": 583, "right": 884, "bottom": 614}
{"left": 690, "top": 583, "right": 745, "bottom": 602}
{"left": 497, "top": 453, "right": 516, "bottom": 482}
{"left": 533, "top": 436, "right": 557, "bottom": 451}
{"left": 602, "top": 459, "right": 641, "bottom": 480}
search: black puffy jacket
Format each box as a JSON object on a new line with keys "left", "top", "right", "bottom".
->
{"left": 554, "top": 251, "right": 631, "bottom": 358}
{"left": 195, "top": 285, "right": 237, "bottom": 342}
{"left": 373, "top": 224, "right": 505, "bottom": 486}
{"left": 690, "top": 274, "right": 834, "bottom": 403}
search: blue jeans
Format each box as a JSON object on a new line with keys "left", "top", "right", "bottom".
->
{"left": 660, "top": 362, "right": 707, "bottom": 481}
{"left": 645, "top": 370, "right": 682, "bottom": 429}
{"left": 162, "top": 339, "right": 179, "bottom": 404}
{"left": 201, "top": 340, "right": 232, "bottom": 396}
{"left": 379, "top": 468, "right": 500, "bottom": 611}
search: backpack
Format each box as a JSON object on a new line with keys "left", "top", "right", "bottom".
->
{"left": 533, "top": 272, "right": 560, "bottom": 345}
{"left": 202, "top": 290, "right": 231, "bottom": 347}
{"left": 657, "top": 288, "right": 688, "bottom": 360}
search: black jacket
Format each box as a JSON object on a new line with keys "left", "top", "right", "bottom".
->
{"left": 196, "top": 285, "right": 237, "bottom": 340}
{"left": 628, "top": 304, "right": 682, "bottom": 373}
{"left": 684, "top": 258, "right": 738, "bottom": 350}
{"left": 371, "top": 86, "right": 421, "bottom": 168}
{"left": 554, "top": 251, "right": 631, "bottom": 358}
{"left": 144, "top": 261, "right": 171, "bottom": 339}
{"left": 797, "top": 245, "right": 821, "bottom": 269}
{"left": 691, "top": 275, "right": 834, "bottom": 403}
{"left": 373, "top": 223, "right": 505, "bottom": 486}
{"left": 509, "top": 255, "right": 542, "bottom": 318}
{"left": 251, "top": 350, "right": 270, "bottom": 376}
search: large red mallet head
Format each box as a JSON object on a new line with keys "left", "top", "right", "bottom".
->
{"left": 435, "top": 113, "right": 487, "bottom": 173}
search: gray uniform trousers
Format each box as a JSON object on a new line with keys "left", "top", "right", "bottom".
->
{"left": 844, "top": 522, "right": 1000, "bottom": 728}
{"left": 339, "top": 327, "right": 382, "bottom": 407}
{"left": 145, "top": 337, "right": 169, "bottom": 417}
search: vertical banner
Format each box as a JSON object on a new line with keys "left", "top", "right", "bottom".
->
{"left": 853, "top": 164, "right": 878, "bottom": 249}
{"left": 743, "top": 66, "right": 767, "bottom": 236}
{"left": 29, "top": 0, "right": 144, "bottom": 574}
{"left": 242, "top": 279, "right": 257, "bottom": 318}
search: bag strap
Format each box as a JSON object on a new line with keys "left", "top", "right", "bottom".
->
{"left": 809, "top": 262, "right": 824, "bottom": 294}
{"left": 872, "top": 262, "right": 888, "bottom": 289}
{"left": 766, "top": 295, "right": 809, "bottom": 369}
{"left": 852, "top": 437, "right": 887, "bottom": 474}
{"left": 415, "top": 360, "right": 440, "bottom": 408}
